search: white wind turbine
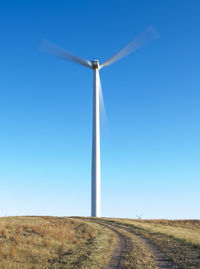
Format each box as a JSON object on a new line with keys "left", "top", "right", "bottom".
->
{"left": 40, "top": 26, "right": 158, "bottom": 217}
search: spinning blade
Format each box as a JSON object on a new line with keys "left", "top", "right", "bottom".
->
{"left": 96, "top": 71, "right": 107, "bottom": 131}
{"left": 39, "top": 39, "right": 92, "bottom": 69}
{"left": 100, "top": 26, "right": 159, "bottom": 68}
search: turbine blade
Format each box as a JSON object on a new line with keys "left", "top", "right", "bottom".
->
{"left": 100, "top": 26, "right": 159, "bottom": 68}
{"left": 39, "top": 39, "right": 92, "bottom": 69}
{"left": 97, "top": 71, "right": 107, "bottom": 131}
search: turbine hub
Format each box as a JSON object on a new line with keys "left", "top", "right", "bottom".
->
{"left": 91, "top": 60, "right": 99, "bottom": 69}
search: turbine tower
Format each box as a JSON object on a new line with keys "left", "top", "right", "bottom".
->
{"left": 91, "top": 60, "right": 101, "bottom": 217}
{"left": 40, "top": 26, "right": 158, "bottom": 217}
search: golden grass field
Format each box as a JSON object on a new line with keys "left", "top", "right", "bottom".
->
{"left": 0, "top": 216, "right": 116, "bottom": 269}
{"left": 0, "top": 216, "right": 200, "bottom": 269}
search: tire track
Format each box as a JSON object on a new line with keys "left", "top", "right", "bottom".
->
{"left": 90, "top": 219, "right": 180, "bottom": 269}
{"left": 92, "top": 221, "right": 129, "bottom": 269}
{"left": 135, "top": 235, "right": 179, "bottom": 269}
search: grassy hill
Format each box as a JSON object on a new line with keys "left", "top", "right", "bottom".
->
{"left": 0, "top": 216, "right": 200, "bottom": 268}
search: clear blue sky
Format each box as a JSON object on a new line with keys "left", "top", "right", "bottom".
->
{"left": 0, "top": 0, "right": 200, "bottom": 219}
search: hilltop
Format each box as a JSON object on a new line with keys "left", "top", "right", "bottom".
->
{"left": 0, "top": 216, "right": 200, "bottom": 268}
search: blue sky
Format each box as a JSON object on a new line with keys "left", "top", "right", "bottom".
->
{"left": 0, "top": 0, "right": 200, "bottom": 218}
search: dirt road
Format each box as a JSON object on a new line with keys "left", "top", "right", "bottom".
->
{"left": 87, "top": 219, "right": 179, "bottom": 269}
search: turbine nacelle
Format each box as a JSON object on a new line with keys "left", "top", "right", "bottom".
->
{"left": 91, "top": 60, "right": 100, "bottom": 70}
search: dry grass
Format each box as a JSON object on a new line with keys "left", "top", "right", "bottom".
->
{"left": 0, "top": 216, "right": 117, "bottom": 269}
{"left": 104, "top": 218, "right": 200, "bottom": 269}
{"left": 124, "top": 219, "right": 200, "bottom": 247}
{"left": 1, "top": 216, "right": 200, "bottom": 269}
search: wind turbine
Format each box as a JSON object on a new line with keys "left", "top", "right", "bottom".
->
{"left": 40, "top": 26, "right": 158, "bottom": 217}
